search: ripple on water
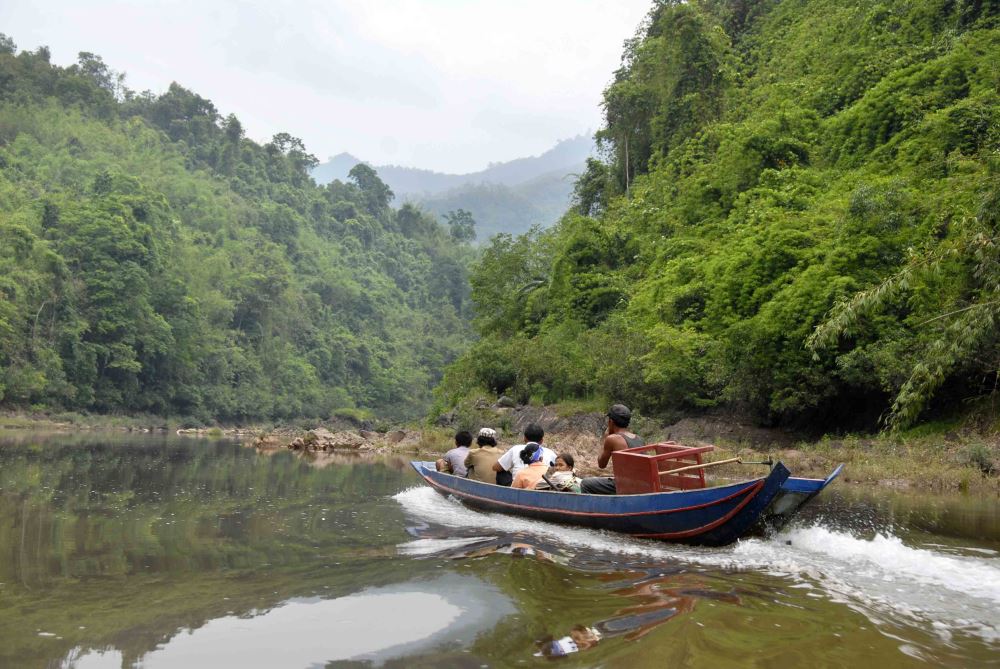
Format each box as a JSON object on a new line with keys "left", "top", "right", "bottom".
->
{"left": 393, "top": 486, "right": 1000, "bottom": 646}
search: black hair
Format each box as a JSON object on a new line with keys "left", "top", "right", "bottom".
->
{"left": 609, "top": 415, "right": 629, "bottom": 428}
{"left": 455, "top": 431, "right": 473, "bottom": 447}
{"left": 557, "top": 453, "right": 574, "bottom": 468}
{"left": 477, "top": 435, "right": 497, "bottom": 447}
{"left": 524, "top": 423, "right": 544, "bottom": 443}
{"left": 520, "top": 442, "right": 540, "bottom": 464}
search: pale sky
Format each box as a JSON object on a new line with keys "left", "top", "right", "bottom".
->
{"left": 1, "top": 0, "right": 652, "bottom": 173}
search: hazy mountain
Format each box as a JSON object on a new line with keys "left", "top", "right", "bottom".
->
{"left": 416, "top": 169, "right": 577, "bottom": 241}
{"left": 311, "top": 135, "right": 595, "bottom": 238}
{"left": 313, "top": 134, "right": 593, "bottom": 194}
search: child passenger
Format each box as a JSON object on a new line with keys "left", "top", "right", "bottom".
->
{"left": 511, "top": 443, "right": 549, "bottom": 489}
{"left": 546, "top": 453, "right": 582, "bottom": 492}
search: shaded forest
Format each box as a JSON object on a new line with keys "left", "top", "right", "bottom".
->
{"left": 441, "top": 0, "right": 1000, "bottom": 431}
{"left": 0, "top": 35, "right": 474, "bottom": 422}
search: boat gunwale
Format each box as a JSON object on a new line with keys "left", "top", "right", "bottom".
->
{"left": 411, "top": 461, "right": 772, "bottom": 518}
{"left": 411, "top": 460, "right": 765, "bottom": 498}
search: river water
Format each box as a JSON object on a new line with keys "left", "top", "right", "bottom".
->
{"left": 0, "top": 433, "right": 997, "bottom": 668}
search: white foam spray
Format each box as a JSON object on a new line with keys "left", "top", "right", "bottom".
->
{"left": 393, "top": 486, "right": 1000, "bottom": 644}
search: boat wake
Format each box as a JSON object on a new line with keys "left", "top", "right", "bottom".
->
{"left": 393, "top": 486, "right": 1000, "bottom": 645}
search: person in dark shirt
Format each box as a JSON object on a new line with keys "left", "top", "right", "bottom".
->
{"left": 580, "top": 404, "right": 644, "bottom": 494}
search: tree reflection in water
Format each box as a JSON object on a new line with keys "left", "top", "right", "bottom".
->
{"left": 415, "top": 531, "right": 743, "bottom": 659}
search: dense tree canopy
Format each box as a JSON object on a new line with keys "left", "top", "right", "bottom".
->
{"left": 5, "top": 0, "right": 999, "bottom": 431}
{"left": 441, "top": 0, "right": 1000, "bottom": 431}
{"left": 0, "top": 40, "right": 474, "bottom": 421}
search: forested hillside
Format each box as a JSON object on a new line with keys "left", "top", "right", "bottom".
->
{"left": 0, "top": 35, "right": 474, "bottom": 422}
{"left": 441, "top": 0, "right": 1000, "bottom": 431}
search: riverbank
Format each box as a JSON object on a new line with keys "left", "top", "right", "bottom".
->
{"left": 254, "top": 405, "right": 998, "bottom": 494}
{"left": 0, "top": 409, "right": 347, "bottom": 438}
{"left": 420, "top": 404, "right": 1000, "bottom": 494}
{"left": 3, "top": 407, "right": 997, "bottom": 494}
{"left": 0, "top": 411, "right": 236, "bottom": 435}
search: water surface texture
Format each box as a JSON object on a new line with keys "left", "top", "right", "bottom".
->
{"left": 0, "top": 434, "right": 997, "bottom": 668}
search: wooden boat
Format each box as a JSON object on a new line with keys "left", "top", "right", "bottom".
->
{"left": 409, "top": 442, "right": 842, "bottom": 547}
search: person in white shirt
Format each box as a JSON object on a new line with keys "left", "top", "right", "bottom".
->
{"left": 492, "top": 423, "right": 556, "bottom": 486}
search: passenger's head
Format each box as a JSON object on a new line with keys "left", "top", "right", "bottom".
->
{"left": 477, "top": 427, "right": 497, "bottom": 447}
{"left": 524, "top": 423, "right": 544, "bottom": 443}
{"left": 455, "top": 430, "right": 473, "bottom": 447}
{"left": 554, "top": 454, "right": 574, "bottom": 471}
{"left": 607, "top": 404, "right": 632, "bottom": 428}
{"left": 520, "top": 442, "right": 544, "bottom": 464}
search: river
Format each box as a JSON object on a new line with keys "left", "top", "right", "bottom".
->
{"left": 0, "top": 433, "right": 996, "bottom": 667}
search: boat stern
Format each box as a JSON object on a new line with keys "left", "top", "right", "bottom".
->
{"left": 759, "top": 464, "right": 844, "bottom": 532}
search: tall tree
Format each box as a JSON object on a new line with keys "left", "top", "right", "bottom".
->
{"left": 444, "top": 209, "right": 476, "bottom": 243}
{"left": 348, "top": 164, "right": 394, "bottom": 218}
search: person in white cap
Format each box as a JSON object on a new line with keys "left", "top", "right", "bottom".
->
{"left": 464, "top": 427, "right": 504, "bottom": 483}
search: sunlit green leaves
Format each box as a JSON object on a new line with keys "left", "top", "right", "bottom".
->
{"left": 0, "top": 41, "right": 475, "bottom": 421}
{"left": 442, "top": 0, "right": 1000, "bottom": 430}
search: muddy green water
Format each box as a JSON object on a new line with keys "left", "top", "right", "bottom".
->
{"left": 0, "top": 433, "right": 997, "bottom": 668}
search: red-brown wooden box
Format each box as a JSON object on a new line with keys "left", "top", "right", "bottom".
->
{"left": 610, "top": 442, "right": 715, "bottom": 494}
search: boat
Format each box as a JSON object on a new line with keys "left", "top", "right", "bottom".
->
{"left": 409, "top": 442, "right": 842, "bottom": 547}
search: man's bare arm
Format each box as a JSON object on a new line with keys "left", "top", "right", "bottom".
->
{"left": 597, "top": 434, "right": 625, "bottom": 469}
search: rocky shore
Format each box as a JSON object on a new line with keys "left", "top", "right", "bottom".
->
{"left": 256, "top": 403, "right": 998, "bottom": 493}
{"left": 266, "top": 427, "right": 425, "bottom": 453}
{"left": 256, "top": 405, "right": 812, "bottom": 477}
{"left": 4, "top": 404, "right": 993, "bottom": 492}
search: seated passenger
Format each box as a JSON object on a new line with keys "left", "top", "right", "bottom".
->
{"left": 543, "top": 453, "right": 582, "bottom": 492}
{"left": 464, "top": 427, "right": 504, "bottom": 483}
{"left": 492, "top": 423, "right": 557, "bottom": 486}
{"left": 580, "top": 404, "right": 644, "bottom": 494}
{"left": 435, "top": 430, "right": 473, "bottom": 476}
{"left": 511, "top": 443, "right": 550, "bottom": 489}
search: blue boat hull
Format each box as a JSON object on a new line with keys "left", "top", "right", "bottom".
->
{"left": 762, "top": 464, "right": 844, "bottom": 532}
{"left": 409, "top": 460, "right": 832, "bottom": 547}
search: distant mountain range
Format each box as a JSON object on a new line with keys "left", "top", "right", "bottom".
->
{"left": 311, "top": 135, "right": 595, "bottom": 240}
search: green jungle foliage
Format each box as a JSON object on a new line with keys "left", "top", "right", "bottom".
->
{"left": 0, "top": 38, "right": 474, "bottom": 421}
{"left": 440, "top": 0, "right": 1000, "bottom": 430}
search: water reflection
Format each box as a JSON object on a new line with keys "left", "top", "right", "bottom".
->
{"left": 59, "top": 574, "right": 513, "bottom": 668}
{"left": 800, "top": 486, "right": 1000, "bottom": 548}
{"left": 394, "top": 485, "right": 1000, "bottom": 666}
{"left": 62, "top": 574, "right": 514, "bottom": 669}
{"left": 397, "top": 532, "right": 735, "bottom": 659}
{"left": 2, "top": 434, "right": 998, "bottom": 668}
{"left": 0, "top": 435, "right": 435, "bottom": 668}
{"left": 534, "top": 573, "right": 702, "bottom": 658}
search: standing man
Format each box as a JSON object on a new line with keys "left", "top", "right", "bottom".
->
{"left": 492, "top": 423, "right": 557, "bottom": 487}
{"left": 436, "top": 430, "right": 473, "bottom": 477}
{"left": 580, "top": 404, "right": 644, "bottom": 494}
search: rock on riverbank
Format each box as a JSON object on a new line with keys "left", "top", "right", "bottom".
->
{"left": 260, "top": 427, "right": 424, "bottom": 454}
